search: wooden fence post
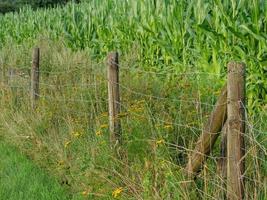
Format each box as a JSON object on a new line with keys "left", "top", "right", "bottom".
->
{"left": 186, "top": 84, "right": 227, "bottom": 175}
{"left": 107, "top": 52, "right": 121, "bottom": 145}
{"left": 31, "top": 47, "right": 40, "bottom": 110}
{"left": 227, "top": 62, "right": 246, "bottom": 200}
{"left": 216, "top": 121, "right": 228, "bottom": 199}
{"left": 217, "top": 122, "right": 227, "bottom": 178}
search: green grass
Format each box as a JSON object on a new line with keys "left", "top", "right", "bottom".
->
{"left": 0, "top": 141, "right": 70, "bottom": 200}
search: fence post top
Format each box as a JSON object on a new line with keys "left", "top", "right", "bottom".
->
{"left": 33, "top": 47, "right": 40, "bottom": 51}
{"left": 108, "top": 51, "right": 118, "bottom": 54}
{"left": 227, "top": 61, "right": 246, "bottom": 74}
{"left": 107, "top": 51, "right": 119, "bottom": 68}
{"left": 107, "top": 51, "right": 118, "bottom": 58}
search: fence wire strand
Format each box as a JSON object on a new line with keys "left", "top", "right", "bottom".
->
{"left": 1, "top": 54, "right": 266, "bottom": 199}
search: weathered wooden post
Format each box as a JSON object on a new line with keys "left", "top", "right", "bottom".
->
{"left": 107, "top": 52, "right": 121, "bottom": 146}
{"left": 217, "top": 122, "right": 227, "bottom": 179}
{"left": 186, "top": 84, "right": 227, "bottom": 175}
{"left": 31, "top": 47, "right": 40, "bottom": 110}
{"left": 216, "top": 122, "right": 228, "bottom": 199}
{"left": 227, "top": 62, "right": 246, "bottom": 200}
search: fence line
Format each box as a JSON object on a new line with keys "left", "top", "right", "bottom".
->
{"left": 38, "top": 81, "right": 105, "bottom": 88}
{"left": 33, "top": 92, "right": 108, "bottom": 103}
{"left": 31, "top": 97, "right": 265, "bottom": 152}
{"left": 4, "top": 68, "right": 265, "bottom": 138}
{"left": 1, "top": 49, "right": 266, "bottom": 199}
{"left": 108, "top": 59, "right": 223, "bottom": 77}
{"left": 117, "top": 81, "right": 220, "bottom": 107}
{"left": 9, "top": 59, "right": 224, "bottom": 77}
{"left": 3, "top": 65, "right": 265, "bottom": 139}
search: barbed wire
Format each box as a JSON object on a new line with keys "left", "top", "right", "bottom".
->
{"left": 6, "top": 58, "right": 221, "bottom": 76}
{"left": 38, "top": 63, "right": 105, "bottom": 75}
{"left": 38, "top": 81, "right": 105, "bottom": 88}
{"left": 117, "top": 81, "right": 219, "bottom": 107}
{"left": 8, "top": 85, "right": 265, "bottom": 139}
{"left": 34, "top": 92, "right": 108, "bottom": 104}
{"left": 2, "top": 58, "right": 265, "bottom": 156}
{"left": 37, "top": 81, "right": 221, "bottom": 110}
{"left": 108, "top": 59, "right": 224, "bottom": 77}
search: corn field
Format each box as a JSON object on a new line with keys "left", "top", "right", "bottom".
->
{"left": 0, "top": 0, "right": 267, "bottom": 111}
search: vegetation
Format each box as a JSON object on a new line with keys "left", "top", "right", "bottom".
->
{"left": 0, "top": 0, "right": 266, "bottom": 199}
{"left": 0, "top": 0, "right": 267, "bottom": 111}
{"left": 0, "top": 141, "right": 73, "bottom": 200}
{"left": 0, "top": 0, "right": 76, "bottom": 14}
{"left": 0, "top": 1, "right": 16, "bottom": 14}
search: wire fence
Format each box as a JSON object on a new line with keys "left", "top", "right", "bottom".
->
{"left": 2, "top": 58, "right": 266, "bottom": 138}
{"left": 2, "top": 59, "right": 266, "bottom": 126}
{"left": 0, "top": 51, "right": 266, "bottom": 199}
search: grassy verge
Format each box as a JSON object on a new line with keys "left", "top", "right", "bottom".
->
{"left": 0, "top": 141, "right": 70, "bottom": 200}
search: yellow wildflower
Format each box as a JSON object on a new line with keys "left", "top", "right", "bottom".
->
{"left": 136, "top": 100, "right": 145, "bottom": 104}
{"left": 129, "top": 103, "right": 144, "bottom": 113}
{"left": 72, "top": 131, "right": 82, "bottom": 138}
{"left": 100, "top": 112, "right": 108, "bottom": 117}
{"left": 57, "top": 160, "right": 65, "bottom": 166}
{"left": 100, "top": 124, "right": 109, "bottom": 129}
{"left": 117, "top": 113, "right": 128, "bottom": 118}
{"left": 156, "top": 139, "right": 165, "bottom": 146}
{"left": 163, "top": 124, "right": 173, "bottom": 129}
{"left": 82, "top": 190, "right": 89, "bottom": 196}
{"left": 133, "top": 107, "right": 143, "bottom": 112}
{"left": 112, "top": 187, "right": 123, "bottom": 198}
{"left": 96, "top": 130, "right": 102, "bottom": 136}
{"left": 64, "top": 141, "right": 71, "bottom": 148}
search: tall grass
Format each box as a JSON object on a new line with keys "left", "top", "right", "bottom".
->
{"left": 0, "top": 38, "right": 266, "bottom": 199}
{"left": 0, "top": 141, "right": 74, "bottom": 200}
{"left": 0, "top": 0, "right": 266, "bottom": 111}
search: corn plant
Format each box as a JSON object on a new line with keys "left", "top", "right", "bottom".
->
{"left": 0, "top": 0, "right": 266, "bottom": 110}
